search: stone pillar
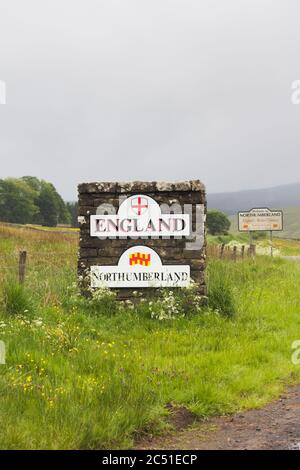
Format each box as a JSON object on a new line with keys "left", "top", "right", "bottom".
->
{"left": 78, "top": 180, "right": 207, "bottom": 300}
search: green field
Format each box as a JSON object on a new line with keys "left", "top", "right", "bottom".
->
{"left": 1, "top": 224, "right": 300, "bottom": 449}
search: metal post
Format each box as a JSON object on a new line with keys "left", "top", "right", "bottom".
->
{"left": 249, "top": 231, "right": 252, "bottom": 255}
{"left": 270, "top": 230, "right": 273, "bottom": 257}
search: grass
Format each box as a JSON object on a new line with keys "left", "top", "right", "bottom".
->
{"left": 209, "top": 232, "right": 300, "bottom": 256}
{"left": 1, "top": 224, "right": 300, "bottom": 449}
{"left": 25, "top": 224, "right": 79, "bottom": 233}
{"left": 261, "top": 238, "right": 300, "bottom": 256}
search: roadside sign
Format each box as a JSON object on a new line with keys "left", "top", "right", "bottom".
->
{"left": 238, "top": 208, "right": 283, "bottom": 232}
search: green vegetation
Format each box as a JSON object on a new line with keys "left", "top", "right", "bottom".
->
{"left": 2, "top": 280, "right": 34, "bottom": 316}
{"left": 209, "top": 232, "right": 300, "bottom": 256}
{"left": 207, "top": 209, "right": 231, "bottom": 235}
{"left": 1, "top": 225, "right": 300, "bottom": 449}
{"left": 0, "top": 177, "right": 71, "bottom": 227}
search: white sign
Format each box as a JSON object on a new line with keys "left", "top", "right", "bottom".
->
{"left": 91, "top": 246, "right": 190, "bottom": 288}
{"left": 90, "top": 195, "right": 190, "bottom": 237}
{"left": 238, "top": 208, "right": 283, "bottom": 232}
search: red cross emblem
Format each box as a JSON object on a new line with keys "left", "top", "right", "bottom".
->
{"left": 131, "top": 196, "right": 148, "bottom": 216}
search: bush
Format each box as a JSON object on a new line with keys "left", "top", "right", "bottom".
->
{"left": 207, "top": 210, "right": 231, "bottom": 235}
{"left": 64, "top": 282, "right": 118, "bottom": 316}
{"left": 2, "top": 281, "right": 33, "bottom": 316}
{"left": 252, "top": 231, "right": 267, "bottom": 240}
{"left": 140, "top": 281, "right": 205, "bottom": 320}
{"left": 88, "top": 286, "right": 118, "bottom": 316}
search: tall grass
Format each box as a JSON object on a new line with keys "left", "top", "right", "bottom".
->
{"left": 1, "top": 224, "right": 300, "bottom": 448}
{"left": 2, "top": 280, "right": 33, "bottom": 316}
{"left": 208, "top": 260, "right": 236, "bottom": 316}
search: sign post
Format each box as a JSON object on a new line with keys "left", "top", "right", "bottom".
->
{"left": 238, "top": 208, "right": 283, "bottom": 257}
{"left": 270, "top": 230, "right": 273, "bottom": 257}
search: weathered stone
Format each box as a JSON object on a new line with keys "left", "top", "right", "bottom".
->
{"left": 78, "top": 182, "right": 117, "bottom": 193}
{"left": 80, "top": 248, "right": 98, "bottom": 258}
{"left": 156, "top": 181, "right": 174, "bottom": 192}
{"left": 78, "top": 206, "right": 95, "bottom": 216}
{"left": 191, "top": 180, "right": 206, "bottom": 192}
{"left": 78, "top": 179, "right": 207, "bottom": 301}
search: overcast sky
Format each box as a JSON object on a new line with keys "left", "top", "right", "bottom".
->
{"left": 0, "top": 0, "right": 300, "bottom": 200}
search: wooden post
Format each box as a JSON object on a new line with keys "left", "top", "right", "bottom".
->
{"left": 19, "top": 250, "right": 27, "bottom": 284}
{"left": 232, "top": 246, "right": 237, "bottom": 262}
{"left": 248, "top": 230, "right": 252, "bottom": 249}
{"left": 220, "top": 243, "right": 225, "bottom": 259}
{"left": 250, "top": 244, "right": 256, "bottom": 257}
{"left": 241, "top": 245, "right": 245, "bottom": 259}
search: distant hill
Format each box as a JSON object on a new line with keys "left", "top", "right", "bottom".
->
{"left": 208, "top": 182, "right": 300, "bottom": 215}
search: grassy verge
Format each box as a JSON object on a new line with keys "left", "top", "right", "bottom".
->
{"left": 209, "top": 233, "right": 300, "bottom": 256}
{"left": 1, "top": 225, "right": 300, "bottom": 449}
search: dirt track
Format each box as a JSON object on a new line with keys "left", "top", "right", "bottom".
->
{"left": 136, "top": 385, "right": 300, "bottom": 450}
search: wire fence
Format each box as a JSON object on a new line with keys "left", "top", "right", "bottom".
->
{"left": 0, "top": 250, "right": 77, "bottom": 282}
{"left": 207, "top": 243, "right": 256, "bottom": 261}
{"left": 0, "top": 243, "right": 255, "bottom": 285}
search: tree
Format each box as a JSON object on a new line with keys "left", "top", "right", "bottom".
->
{"left": 66, "top": 202, "right": 78, "bottom": 227}
{"left": 0, "top": 177, "right": 71, "bottom": 227}
{"left": 23, "top": 178, "right": 71, "bottom": 226}
{"left": 36, "top": 182, "right": 61, "bottom": 227}
{"left": 21, "top": 176, "right": 42, "bottom": 193}
{"left": 0, "top": 178, "right": 38, "bottom": 224}
{"left": 52, "top": 185, "right": 71, "bottom": 225}
{"left": 207, "top": 210, "right": 231, "bottom": 235}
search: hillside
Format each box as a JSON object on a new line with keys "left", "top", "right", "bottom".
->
{"left": 208, "top": 182, "right": 300, "bottom": 215}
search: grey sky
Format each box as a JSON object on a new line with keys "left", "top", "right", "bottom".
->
{"left": 0, "top": 0, "right": 300, "bottom": 200}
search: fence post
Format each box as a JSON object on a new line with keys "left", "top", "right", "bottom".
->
{"left": 232, "top": 246, "right": 237, "bottom": 262}
{"left": 241, "top": 245, "right": 245, "bottom": 259}
{"left": 19, "top": 250, "right": 27, "bottom": 284}
{"left": 219, "top": 243, "right": 225, "bottom": 259}
{"left": 249, "top": 244, "right": 256, "bottom": 257}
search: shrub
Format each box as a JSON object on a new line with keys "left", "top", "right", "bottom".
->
{"left": 89, "top": 286, "right": 118, "bottom": 316}
{"left": 64, "top": 281, "right": 118, "bottom": 316}
{"left": 2, "top": 280, "right": 33, "bottom": 316}
{"left": 207, "top": 210, "right": 231, "bottom": 235}
{"left": 144, "top": 281, "right": 205, "bottom": 320}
